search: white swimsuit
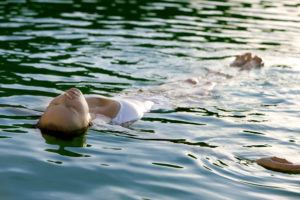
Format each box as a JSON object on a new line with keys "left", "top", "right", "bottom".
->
{"left": 85, "top": 95, "right": 154, "bottom": 126}
{"left": 111, "top": 98, "right": 153, "bottom": 125}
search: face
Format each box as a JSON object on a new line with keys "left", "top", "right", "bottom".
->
{"left": 39, "top": 88, "right": 91, "bottom": 132}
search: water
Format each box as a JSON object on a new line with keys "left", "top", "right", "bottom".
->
{"left": 1, "top": 0, "right": 300, "bottom": 199}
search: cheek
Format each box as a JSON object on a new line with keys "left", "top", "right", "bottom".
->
{"left": 73, "top": 100, "right": 89, "bottom": 114}
{"left": 78, "top": 97, "right": 89, "bottom": 112}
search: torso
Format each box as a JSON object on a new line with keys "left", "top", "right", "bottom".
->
{"left": 84, "top": 95, "right": 154, "bottom": 126}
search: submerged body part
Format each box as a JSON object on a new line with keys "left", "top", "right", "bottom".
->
{"left": 37, "top": 52, "right": 263, "bottom": 137}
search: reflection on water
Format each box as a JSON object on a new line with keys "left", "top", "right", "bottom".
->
{"left": 0, "top": 0, "right": 300, "bottom": 199}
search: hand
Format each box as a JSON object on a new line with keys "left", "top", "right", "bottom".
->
{"left": 256, "top": 157, "right": 300, "bottom": 173}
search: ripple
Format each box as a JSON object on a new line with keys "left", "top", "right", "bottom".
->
{"left": 0, "top": 35, "right": 33, "bottom": 41}
{"left": 0, "top": 0, "right": 300, "bottom": 199}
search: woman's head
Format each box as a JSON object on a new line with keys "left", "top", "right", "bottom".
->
{"left": 37, "top": 88, "right": 91, "bottom": 137}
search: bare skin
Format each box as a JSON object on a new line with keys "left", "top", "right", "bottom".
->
{"left": 230, "top": 52, "right": 264, "bottom": 70}
{"left": 39, "top": 52, "right": 264, "bottom": 133}
{"left": 38, "top": 88, "right": 91, "bottom": 131}
{"left": 135, "top": 52, "right": 264, "bottom": 102}
{"left": 86, "top": 96, "right": 120, "bottom": 122}
{"left": 256, "top": 157, "right": 300, "bottom": 173}
{"left": 38, "top": 88, "right": 121, "bottom": 132}
{"left": 185, "top": 52, "right": 264, "bottom": 84}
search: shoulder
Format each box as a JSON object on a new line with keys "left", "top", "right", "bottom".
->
{"left": 116, "top": 97, "right": 153, "bottom": 113}
{"left": 85, "top": 95, "right": 121, "bottom": 119}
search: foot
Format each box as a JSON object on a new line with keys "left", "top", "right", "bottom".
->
{"left": 230, "top": 52, "right": 264, "bottom": 70}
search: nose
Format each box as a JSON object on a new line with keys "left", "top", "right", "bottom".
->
{"left": 67, "top": 88, "right": 81, "bottom": 96}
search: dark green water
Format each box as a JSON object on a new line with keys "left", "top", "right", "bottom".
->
{"left": 1, "top": 0, "right": 300, "bottom": 199}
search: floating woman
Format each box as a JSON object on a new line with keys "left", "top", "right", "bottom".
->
{"left": 37, "top": 52, "right": 263, "bottom": 137}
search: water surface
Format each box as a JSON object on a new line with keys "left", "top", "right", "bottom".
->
{"left": 0, "top": 0, "right": 300, "bottom": 199}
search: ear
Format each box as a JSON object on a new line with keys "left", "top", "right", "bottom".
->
{"left": 87, "top": 113, "right": 95, "bottom": 127}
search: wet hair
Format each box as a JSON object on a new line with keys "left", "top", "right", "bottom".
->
{"left": 36, "top": 120, "right": 88, "bottom": 139}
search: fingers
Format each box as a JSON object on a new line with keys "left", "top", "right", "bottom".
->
{"left": 230, "top": 52, "right": 264, "bottom": 69}
{"left": 256, "top": 157, "right": 297, "bottom": 173}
